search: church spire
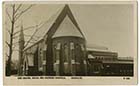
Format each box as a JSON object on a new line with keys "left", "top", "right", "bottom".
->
{"left": 18, "top": 23, "right": 25, "bottom": 75}
{"left": 19, "top": 24, "right": 25, "bottom": 44}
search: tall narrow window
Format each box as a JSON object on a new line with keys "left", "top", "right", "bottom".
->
{"left": 75, "top": 44, "right": 81, "bottom": 63}
{"left": 63, "top": 43, "right": 69, "bottom": 74}
{"left": 75, "top": 44, "right": 82, "bottom": 75}
{"left": 53, "top": 44, "right": 56, "bottom": 63}
{"left": 70, "top": 42, "right": 74, "bottom": 50}
{"left": 53, "top": 43, "right": 61, "bottom": 75}
{"left": 70, "top": 42, "right": 75, "bottom": 75}
{"left": 42, "top": 44, "right": 47, "bottom": 74}
{"left": 80, "top": 44, "right": 85, "bottom": 51}
{"left": 70, "top": 42, "right": 74, "bottom": 60}
{"left": 56, "top": 43, "right": 61, "bottom": 60}
{"left": 43, "top": 44, "right": 47, "bottom": 60}
{"left": 64, "top": 43, "right": 69, "bottom": 62}
{"left": 39, "top": 48, "right": 43, "bottom": 71}
{"left": 42, "top": 44, "right": 47, "bottom": 72}
{"left": 80, "top": 44, "right": 85, "bottom": 60}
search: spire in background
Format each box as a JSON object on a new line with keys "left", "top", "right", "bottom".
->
{"left": 19, "top": 21, "right": 25, "bottom": 44}
{"left": 19, "top": 22, "right": 25, "bottom": 47}
{"left": 18, "top": 22, "right": 25, "bottom": 75}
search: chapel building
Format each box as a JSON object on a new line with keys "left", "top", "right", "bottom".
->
{"left": 19, "top": 5, "right": 133, "bottom": 76}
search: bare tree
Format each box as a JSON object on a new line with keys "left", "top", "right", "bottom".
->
{"left": 5, "top": 3, "right": 62, "bottom": 76}
{"left": 5, "top": 4, "right": 33, "bottom": 76}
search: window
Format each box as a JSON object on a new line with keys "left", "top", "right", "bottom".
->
{"left": 70, "top": 42, "right": 74, "bottom": 60}
{"left": 53, "top": 43, "right": 61, "bottom": 62}
{"left": 53, "top": 43, "right": 61, "bottom": 74}
{"left": 53, "top": 44, "right": 56, "bottom": 63}
{"left": 56, "top": 43, "right": 61, "bottom": 50}
{"left": 64, "top": 62, "right": 69, "bottom": 74}
{"left": 38, "top": 48, "right": 43, "bottom": 69}
{"left": 70, "top": 42, "right": 74, "bottom": 50}
{"left": 43, "top": 44, "right": 47, "bottom": 51}
{"left": 75, "top": 44, "right": 81, "bottom": 62}
{"left": 80, "top": 44, "right": 85, "bottom": 51}
{"left": 64, "top": 43, "right": 69, "bottom": 62}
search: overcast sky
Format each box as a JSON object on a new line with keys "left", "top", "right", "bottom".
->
{"left": 4, "top": 3, "right": 136, "bottom": 61}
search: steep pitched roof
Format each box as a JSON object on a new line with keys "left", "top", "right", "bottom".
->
{"left": 52, "top": 15, "right": 83, "bottom": 38}
{"left": 24, "top": 4, "right": 85, "bottom": 50}
{"left": 45, "top": 4, "right": 85, "bottom": 38}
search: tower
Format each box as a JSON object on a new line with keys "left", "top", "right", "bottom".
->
{"left": 18, "top": 24, "right": 25, "bottom": 75}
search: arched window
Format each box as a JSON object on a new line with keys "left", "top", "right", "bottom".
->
{"left": 80, "top": 44, "right": 85, "bottom": 51}
{"left": 70, "top": 42, "right": 74, "bottom": 50}
{"left": 53, "top": 43, "right": 61, "bottom": 75}
{"left": 75, "top": 44, "right": 82, "bottom": 62}
{"left": 53, "top": 44, "right": 56, "bottom": 63}
{"left": 64, "top": 43, "right": 69, "bottom": 62}
{"left": 56, "top": 43, "right": 61, "bottom": 62}
{"left": 70, "top": 42, "right": 74, "bottom": 60}
{"left": 53, "top": 43, "right": 61, "bottom": 62}
{"left": 38, "top": 48, "right": 43, "bottom": 70}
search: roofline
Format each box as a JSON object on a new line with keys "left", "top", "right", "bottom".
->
{"left": 23, "top": 5, "right": 86, "bottom": 51}
{"left": 102, "top": 61, "right": 133, "bottom": 64}
{"left": 118, "top": 59, "right": 133, "bottom": 61}
{"left": 52, "top": 36, "right": 85, "bottom": 40}
{"left": 23, "top": 39, "right": 44, "bottom": 51}
{"left": 87, "top": 49, "right": 118, "bottom": 54}
{"left": 46, "top": 4, "right": 86, "bottom": 39}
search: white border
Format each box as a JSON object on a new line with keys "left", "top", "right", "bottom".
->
{"left": 1, "top": 0, "right": 138, "bottom": 86}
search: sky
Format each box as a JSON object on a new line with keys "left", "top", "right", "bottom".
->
{"left": 4, "top": 3, "right": 136, "bottom": 61}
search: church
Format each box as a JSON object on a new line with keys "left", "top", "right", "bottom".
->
{"left": 18, "top": 5, "right": 133, "bottom": 76}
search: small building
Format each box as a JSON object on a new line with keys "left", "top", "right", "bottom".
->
{"left": 87, "top": 49, "right": 133, "bottom": 76}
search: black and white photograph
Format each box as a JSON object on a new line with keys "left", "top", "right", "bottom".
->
{"left": 3, "top": 1, "right": 137, "bottom": 85}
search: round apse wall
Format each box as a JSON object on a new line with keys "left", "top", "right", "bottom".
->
{"left": 52, "top": 36, "right": 87, "bottom": 76}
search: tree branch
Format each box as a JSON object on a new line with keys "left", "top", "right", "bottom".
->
{"left": 24, "top": 34, "right": 43, "bottom": 38}
{"left": 30, "top": 38, "right": 38, "bottom": 42}
{"left": 15, "top": 5, "right": 33, "bottom": 21}
{"left": 24, "top": 25, "right": 39, "bottom": 48}
{"left": 6, "top": 8, "right": 12, "bottom": 22}
{"left": 12, "top": 45, "right": 17, "bottom": 49}
{"left": 13, "top": 21, "right": 43, "bottom": 36}
{"left": 14, "top": 4, "right": 22, "bottom": 14}
{"left": 5, "top": 27, "right": 11, "bottom": 35}
{"left": 13, "top": 25, "right": 36, "bottom": 36}
{"left": 5, "top": 53, "right": 9, "bottom": 58}
{"left": 14, "top": 25, "right": 20, "bottom": 29}
{"left": 5, "top": 41, "right": 11, "bottom": 47}
{"left": 12, "top": 41, "right": 18, "bottom": 45}
{"left": 25, "top": 41, "right": 37, "bottom": 44}
{"left": 12, "top": 35, "right": 19, "bottom": 39}
{"left": 24, "top": 35, "right": 39, "bottom": 41}
{"left": 12, "top": 34, "right": 41, "bottom": 40}
{"left": 13, "top": 40, "right": 37, "bottom": 45}
{"left": 12, "top": 49, "right": 20, "bottom": 51}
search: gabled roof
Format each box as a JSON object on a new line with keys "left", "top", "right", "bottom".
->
{"left": 24, "top": 4, "right": 85, "bottom": 50}
{"left": 52, "top": 15, "right": 83, "bottom": 38}
{"left": 45, "top": 4, "right": 85, "bottom": 38}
